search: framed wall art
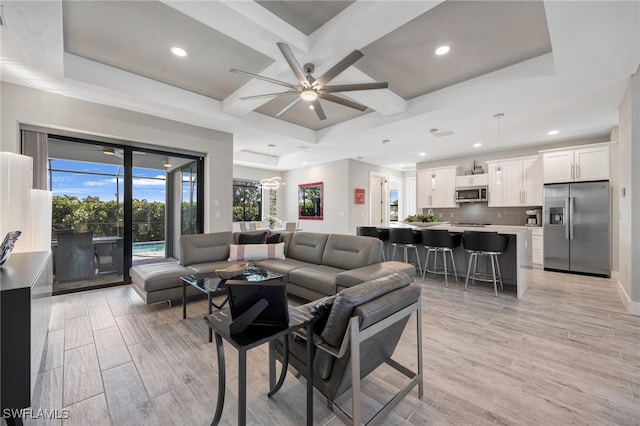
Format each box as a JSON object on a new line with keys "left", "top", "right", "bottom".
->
{"left": 298, "top": 182, "right": 323, "bottom": 220}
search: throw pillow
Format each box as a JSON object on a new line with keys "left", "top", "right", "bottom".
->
{"left": 238, "top": 231, "right": 268, "bottom": 244}
{"left": 266, "top": 233, "right": 282, "bottom": 244}
{"left": 228, "top": 242, "right": 285, "bottom": 261}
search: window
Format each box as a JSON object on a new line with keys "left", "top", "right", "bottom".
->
{"left": 233, "top": 179, "right": 261, "bottom": 221}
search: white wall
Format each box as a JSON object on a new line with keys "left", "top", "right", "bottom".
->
{"left": 617, "top": 67, "right": 640, "bottom": 314}
{"left": 0, "top": 82, "right": 234, "bottom": 232}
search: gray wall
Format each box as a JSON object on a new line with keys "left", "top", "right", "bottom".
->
{"left": 0, "top": 82, "right": 234, "bottom": 233}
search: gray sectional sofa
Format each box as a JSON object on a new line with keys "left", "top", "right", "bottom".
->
{"left": 130, "top": 230, "right": 415, "bottom": 304}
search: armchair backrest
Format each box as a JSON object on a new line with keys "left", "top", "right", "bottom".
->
{"left": 311, "top": 272, "right": 420, "bottom": 399}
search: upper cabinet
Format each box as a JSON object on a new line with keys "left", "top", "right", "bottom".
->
{"left": 417, "top": 166, "right": 461, "bottom": 209}
{"left": 487, "top": 155, "right": 542, "bottom": 207}
{"left": 542, "top": 144, "right": 609, "bottom": 183}
{"left": 455, "top": 174, "right": 488, "bottom": 188}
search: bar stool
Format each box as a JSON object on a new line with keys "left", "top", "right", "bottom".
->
{"left": 421, "top": 229, "right": 462, "bottom": 286}
{"left": 462, "top": 231, "right": 509, "bottom": 297}
{"left": 389, "top": 228, "right": 422, "bottom": 275}
{"left": 376, "top": 228, "right": 390, "bottom": 261}
{"left": 356, "top": 226, "right": 387, "bottom": 260}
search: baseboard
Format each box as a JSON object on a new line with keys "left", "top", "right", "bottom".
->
{"left": 616, "top": 281, "right": 640, "bottom": 316}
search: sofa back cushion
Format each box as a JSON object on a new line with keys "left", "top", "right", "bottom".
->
{"left": 285, "top": 232, "right": 329, "bottom": 264}
{"left": 179, "top": 232, "right": 233, "bottom": 266}
{"left": 321, "top": 234, "right": 383, "bottom": 269}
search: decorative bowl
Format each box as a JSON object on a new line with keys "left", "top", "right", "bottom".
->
{"left": 215, "top": 262, "right": 249, "bottom": 279}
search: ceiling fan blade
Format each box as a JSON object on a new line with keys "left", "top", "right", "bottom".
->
{"left": 313, "top": 50, "right": 364, "bottom": 88}
{"left": 311, "top": 99, "right": 326, "bottom": 121}
{"left": 322, "top": 82, "right": 388, "bottom": 93}
{"left": 276, "top": 42, "right": 309, "bottom": 87}
{"left": 230, "top": 68, "right": 298, "bottom": 89}
{"left": 240, "top": 91, "right": 299, "bottom": 100}
{"left": 320, "top": 93, "right": 368, "bottom": 111}
{"left": 276, "top": 96, "right": 302, "bottom": 117}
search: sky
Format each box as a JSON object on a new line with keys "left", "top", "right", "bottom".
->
{"left": 50, "top": 160, "right": 167, "bottom": 202}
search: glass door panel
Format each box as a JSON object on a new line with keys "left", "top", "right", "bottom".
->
{"left": 132, "top": 152, "right": 168, "bottom": 265}
{"left": 48, "top": 139, "right": 125, "bottom": 292}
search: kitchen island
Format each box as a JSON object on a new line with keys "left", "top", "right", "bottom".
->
{"left": 384, "top": 223, "right": 533, "bottom": 298}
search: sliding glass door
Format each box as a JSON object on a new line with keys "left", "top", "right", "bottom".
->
{"left": 46, "top": 136, "right": 203, "bottom": 294}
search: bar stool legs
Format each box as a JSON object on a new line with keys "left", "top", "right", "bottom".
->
{"left": 392, "top": 244, "right": 422, "bottom": 276}
{"left": 464, "top": 252, "right": 503, "bottom": 296}
{"left": 422, "top": 248, "right": 459, "bottom": 286}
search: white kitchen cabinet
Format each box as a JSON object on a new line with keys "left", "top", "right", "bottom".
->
{"left": 531, "top": 227, "right": 543, "bottom": 267}
{"left": 416, "top": 166, "right": 461, "bottom": 208}
{"left": 542, "top": 144, "right": 609, "bottom": 183}
{"left": 455, "top": 173, "right": 488, "bottom": 188}
{"left": 487, "top": 155, "right": 542, "bottom": 207}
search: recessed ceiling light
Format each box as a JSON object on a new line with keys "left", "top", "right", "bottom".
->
{"left": 473, "top": 143, "right": 482, "bottom": 148}
{"left": 302, "top": 161, "right": 308, "bottom": 165}
{"left": 435, "top": 45, "right": 450, "bottom": 55}
{"left": 170, "top": 46, "right": 187, "bottom": 57}
{"left": 308, "top": 104, "right": 314, "bottom": 110}
{"left": 419, "top": 152, "right": 426, "bottom": 156}
{"left": 548, "top": 130, "right": 559, "bottom": 135}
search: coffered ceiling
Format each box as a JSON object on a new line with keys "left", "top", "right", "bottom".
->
{"left": 1, "top": 1, "right": 638, "bottom": 171}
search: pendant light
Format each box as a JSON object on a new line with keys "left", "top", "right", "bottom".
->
{"left": 430, "top": 129, "right": 438, "bottom": 190}
{"left": 260, "top": 144, "right": 283, "bottom": 189}
{"left": 494, "top": 113, "right": 504, "bottom": 184}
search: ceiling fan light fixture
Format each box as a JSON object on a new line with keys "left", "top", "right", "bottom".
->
{"left": 300, "top": 90, "right": 318, "bottom": 102}
{"left": 170, "top": 46, "right": 187, "bottom": 57}
{"left": 435, "top": 45, "right": 450, "bottom": 55}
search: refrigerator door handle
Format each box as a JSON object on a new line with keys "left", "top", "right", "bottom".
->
{"left": 564, "top": 198, "right": 570, "bottom": 240}
{"left": 569, "top": 197, "right": 574, "bottom": 240}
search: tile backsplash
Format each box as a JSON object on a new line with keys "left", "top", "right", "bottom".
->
{"left": 423, "top": 203, "right": 540, "bottom": 226}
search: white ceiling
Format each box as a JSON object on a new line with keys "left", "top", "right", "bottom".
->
{"left": 1, "top": 1, "right": 638, "bottom": 172}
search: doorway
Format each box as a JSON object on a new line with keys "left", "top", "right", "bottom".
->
{"left": 46, "top": 136, "right": 203, "bottom": 294}
{"left": 370, "top": 172, "right": 387, "bottom": 226}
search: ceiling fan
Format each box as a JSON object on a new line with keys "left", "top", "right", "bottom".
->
{"left": 230, "top": 42, "right": 388, "bottom": 121}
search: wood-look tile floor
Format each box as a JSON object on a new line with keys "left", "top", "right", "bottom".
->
{"left": 21, "top": 269, "right": 640, "bottom": 425}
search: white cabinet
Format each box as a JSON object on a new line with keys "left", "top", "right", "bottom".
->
{"left": 417, "top": 166, "right": 461, "bottom": 208}
{"left": 455, "top": 174, "right": 488, "bottom": 188}
{"left": 531, "top": 227, "right": 543, "bottom": 267}
{"left": 487, "top": 156, "right": 542, "bottom": 207}
{"left": 542, "top": 145, "right": 609, "bottom": 183}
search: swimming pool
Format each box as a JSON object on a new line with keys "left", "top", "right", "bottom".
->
{"left": 132, "top": 241, "right": 165, "bottom": 254}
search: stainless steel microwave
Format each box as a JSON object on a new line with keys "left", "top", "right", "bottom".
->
{"left": 455, "top": 186, "right": 488, "bottom": 203}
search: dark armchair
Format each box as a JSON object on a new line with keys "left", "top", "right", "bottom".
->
{"left": 270, "top": 272, "right": 423, "bottom": 425}
{"left": 54, "top": 231, "right": 96, "bottom": 282}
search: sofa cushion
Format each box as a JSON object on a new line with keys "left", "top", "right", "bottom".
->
{"left": 186, "top": 260, "right": 248, "bottom": 274}
{"left": 129, "top": 261, "right": 195, "bottom": 293}
{"left": 335, "top": 261, "right": 416, "bottom": 289}
{"left": 180, "top": 232, "right": 233, "bottom": 266}
{"left": 288, "top": 264, "right": 345, "bottom": 296}
{"left": 286, "top": 232, "right": 328, "bottom": 264}
{"left": 320, "top": 272, "right": 412, "bottom": 348}
{"left": 252, "top": 258, "right": 311, "bottom": 281}
{"left": 237, "top": 231, "right": 269, "bottom": 244}
{"left": 228, "top": 243, "right": 285, "bottom": 261}
{"left": 321, "top": 234, "right": 383, "bottom": 270}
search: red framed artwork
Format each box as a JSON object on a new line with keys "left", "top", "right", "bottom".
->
{"left": 298, "top": 182, "right": 323, "bottom": 220}
{"left": 355, "top": 188, "right": 365, "bottom": 204}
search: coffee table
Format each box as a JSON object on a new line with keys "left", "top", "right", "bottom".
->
{"left": 180, "top": 269, "right": 283, "bottom": 342}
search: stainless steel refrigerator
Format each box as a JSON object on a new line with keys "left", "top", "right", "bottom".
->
{"left": 543, "top": 181, "right": 610, "bottom": 277}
